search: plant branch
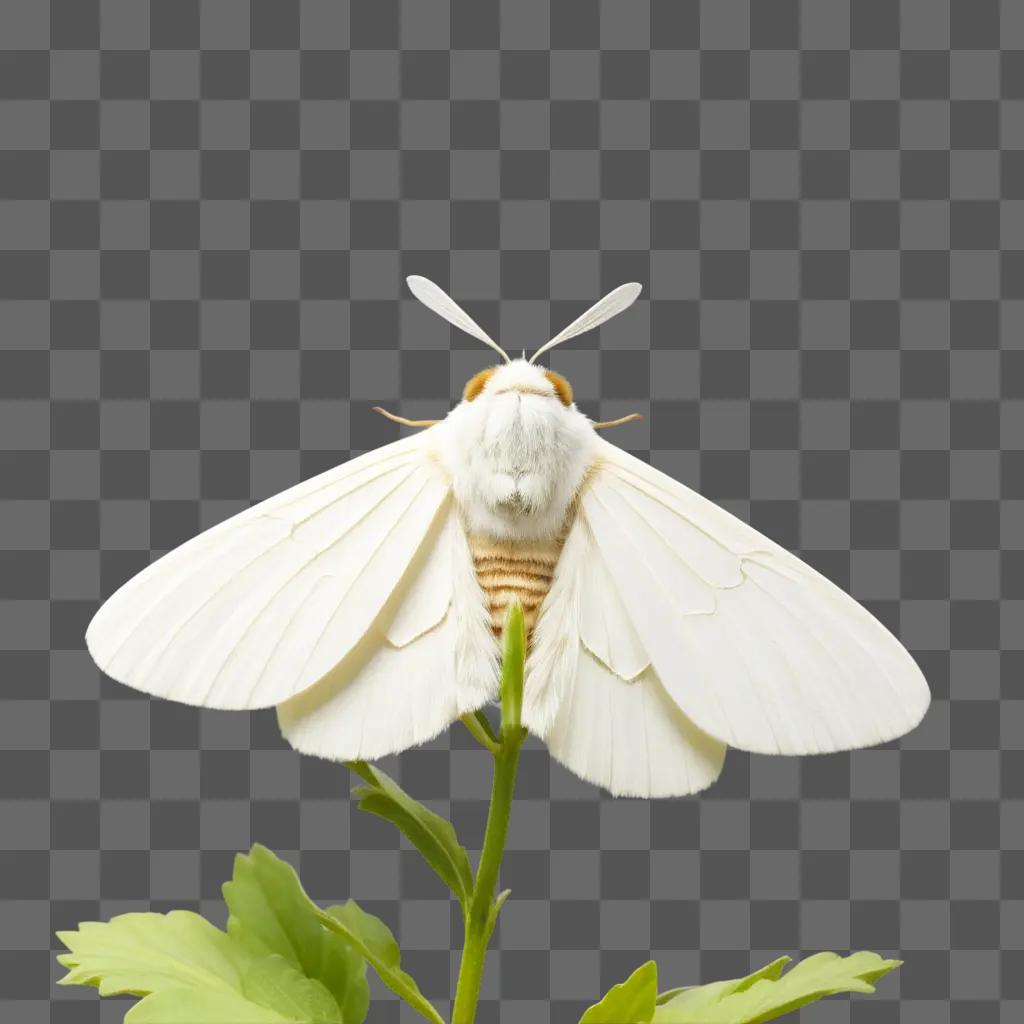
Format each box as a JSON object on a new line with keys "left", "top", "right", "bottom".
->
{"left": 451, "top": 604, "right": 527, "bottom": 1024}
{"left": 459, "top": 711, "right": 501, "bottom": 755}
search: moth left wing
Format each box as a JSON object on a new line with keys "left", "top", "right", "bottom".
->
{"left": 547, "top": 438, "right": 931, "bottom": 758}
{"left": 277, "top": 500, "right": 499, "bottom": 761}
{"left": 85, "top": 430, "right": 464, "bottom": 711}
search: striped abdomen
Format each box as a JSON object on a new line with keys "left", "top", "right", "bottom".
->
{"left": 470, "top": 533, "right": 565, "bottom": 637}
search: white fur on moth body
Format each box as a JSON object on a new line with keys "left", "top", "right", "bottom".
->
{"left": 439, "top": 360, "right": 597, "bottom": 542}
{"left": 85, "top": 277, "right": 931, "bottom": 798}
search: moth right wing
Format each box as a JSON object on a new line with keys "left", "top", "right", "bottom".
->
{"left": 523, "top": 514, "right": 728, "bottom": 798}
{"left": 570, "top": 438, "right": 931, "bottom": 757}
{"left": 85, "top": 430, "right": 458, "bottom": 711}
{"left": 524, "top": 434, "right": 931, "bottom": 796}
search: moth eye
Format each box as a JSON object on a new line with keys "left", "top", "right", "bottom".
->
{"left": 463, "top": 367, "right": 497, "bottom": 402}
{"left": 544, "top": 370, "right": 573, "bottom": 407}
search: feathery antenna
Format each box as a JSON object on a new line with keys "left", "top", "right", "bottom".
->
{"left": 406, "top": 276, "right": 511, "bottom": 364}
{"left": 529, "top": 282, "right": 643, "bottom": 364}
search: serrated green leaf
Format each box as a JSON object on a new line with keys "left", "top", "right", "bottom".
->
{"left": 241, "top": 955, "right": 343, "bottom": 1022}
{"left": 124, "top": 986, "right": 292, "bottom": 1023}
{"left": 655, "top": 957, "right": 791, "bottom": 1007}
{"left": 321, "top": 901, "right": 445, "bottom": 1024}
{"left": 224, "top": 843, "right": 369, "bottom": 1024}
{"left": 653, "top": 952, "right": 901, "bottom": 1024}
{"left": 56, "top": 909, "right": 349, "bottom": 1022}
{"left": 348, "top": 762, "right": 473, "bottom": 909}
{"left": 579, "top": 961, "right": 658, "bottom": 1024}
{"left": 56, "top": 910, "right": 252, "bottom": 998}
{"left": 316, "top": 927, "right": 370, "bottom": 1024}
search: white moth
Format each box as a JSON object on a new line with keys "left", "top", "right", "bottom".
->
{"left": 86, "top": 277, "right": 930, "bottom": 797}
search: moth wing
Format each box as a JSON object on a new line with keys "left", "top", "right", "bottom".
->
{"left": 277, "top": 500, "right": 499, "bottom": 761}
{"left": 86, "top": 430, "right": 464, "bottom": 711}
{"left": 523, "top": 514, "right": 727, "bottom": 798}
{"left": 558, "top": 437, "right": 931, "bottom": 757}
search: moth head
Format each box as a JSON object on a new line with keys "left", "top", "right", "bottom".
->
{"left": 403, "top": 276, "right": 644, "bottom": 426}
{"left": 463, "top": 361, "right": 573, "bottom": 407}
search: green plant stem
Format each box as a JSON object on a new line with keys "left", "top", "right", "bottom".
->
{"left": 450, "top": 727, "right": 525, "bottom": 1024}
{"left": 459, "top": 711, "right": 501, "bottom": 755}
{"left": 451, "top": 603, "right": 527, "bottom": 1024}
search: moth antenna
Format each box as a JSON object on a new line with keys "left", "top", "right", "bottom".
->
{"left": 372, "top": 407, "right": 441, "bottom": 428}
{"left": 406, "top": 275, "right": 511, "bottom": 364}
{"left": 590, "top": 413, "right": 644, "bottom": 429}
{"left": 529, "top": 282, "right": 643, "bottom": 364}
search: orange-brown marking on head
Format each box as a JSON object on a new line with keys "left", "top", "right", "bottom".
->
{"left": 463, "top": 366, "right": 497, "bottom": 401}
{"left": 544, "top": 370, "right": 573, "bottom": 406}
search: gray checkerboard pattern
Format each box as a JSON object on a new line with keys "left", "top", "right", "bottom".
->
{"left": 1, "top": 1, "right": 1022, "bottom": 1020}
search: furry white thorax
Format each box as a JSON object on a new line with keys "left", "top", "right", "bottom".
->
{"left": 436, "top": 360, "right": 598, "bottom": 541}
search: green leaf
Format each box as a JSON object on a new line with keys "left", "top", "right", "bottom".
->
{"left": 347, "top": 761, "right": 474, "bottom": 910}
{"left": 56, "top": 910, "right": 252, "bottom": 998}
{"left": 241, "top": 955, "right": 344, "bottom": 1022}
{"left": 316, "top": 930, "right": 370, "bottom": 1024}
{"left": 579, "top": 961, "right": 658, "bottom": 1024}
{"left": 321, "top": 901, "right": 445, "bottom": 1024}
{"left": 123, "top": 957, "right": 342, "bottom": 1023}
{"left": 224, "top": 844, "right": 369, "bottom": 1024}
{"left": 486, "top": 888, "right": 512, "bottom": 936}
{"left": 57, "top": 849, "right": 375, "bottom": 1023}
{"left": 57, "top": 911, "right": 345, "bottom": 1022}
{"left": 653, "top": 952, "right": 901, "bottom": 1024}
{"left": 654, "top": 956, "right": 790, "bottom": 1007}
{"left": 124, "top": 987, "right": 292, "bottom": 1023}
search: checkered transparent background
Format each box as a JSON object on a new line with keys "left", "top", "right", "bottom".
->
{"left": 1, "top": 1, "right": 1022, "bottom": 1020}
